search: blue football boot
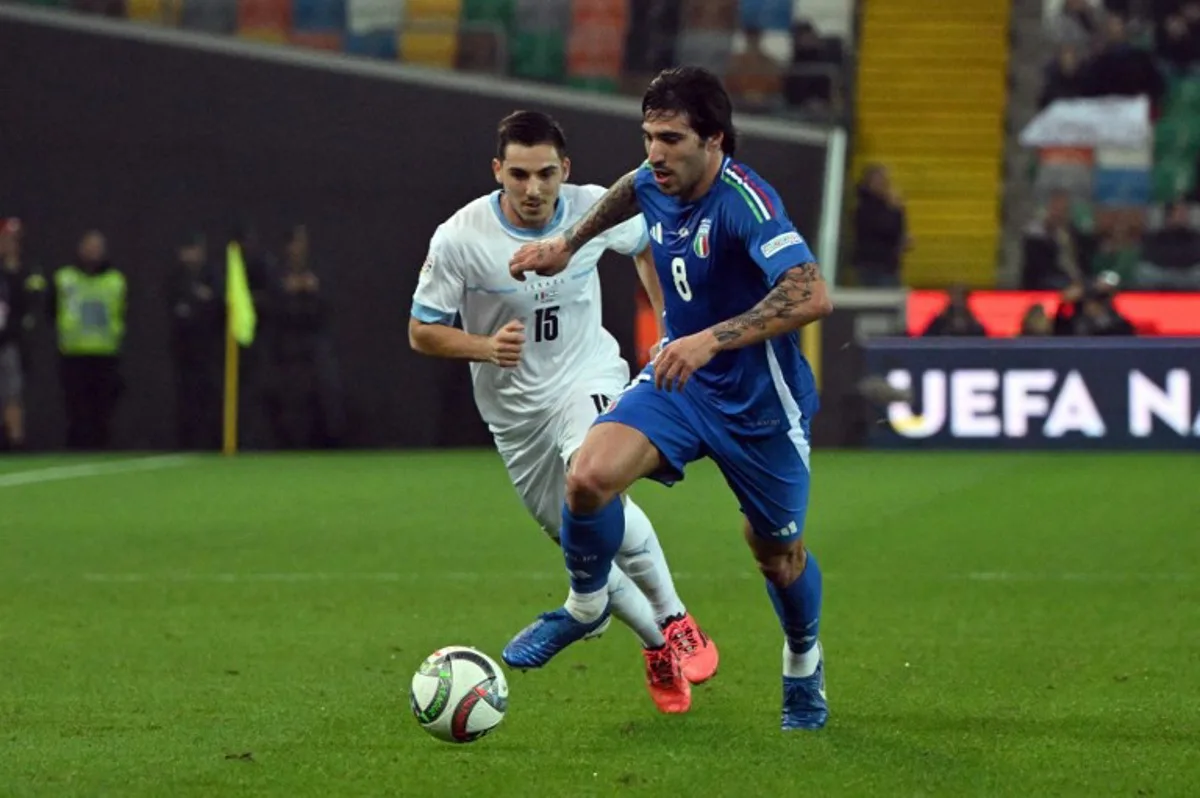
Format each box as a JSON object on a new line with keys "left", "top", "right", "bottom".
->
{"left": 781, "top": 644, "right": 828, "bottom": 730}
{"left": 502, "top": 606, "right": 611, "bottom": 670}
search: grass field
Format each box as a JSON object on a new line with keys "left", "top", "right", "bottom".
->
{"left": 2, "top": 450, "right": 1199, "bottom": 797}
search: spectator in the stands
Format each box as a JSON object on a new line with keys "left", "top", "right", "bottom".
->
{"left": 1156, "top": 9, "right": 1200, "bottom": 69}
{"left": 1021, "top": 189, "right": 1093, "bottom": 289}
{"left": 1039, "top": 45, "right": 1089, "bottom": 108}
{"left": 1020, "top": 304, "right": 1055, "bottom": 336}
{"left": 1091, "top": 212, "right": 1142, "bottom": 287}
{"left": 1047, "top": 0, "right": 1102, "bottom": 48}
{"left": 921, "top": 284, "right": 987, "bottom": 337}
{"left": 1082, "top": 14, "right": 1164, "bottom": 103}
{"left": 1054, "top": 278, "right": 1135, "bottom": 336}
{"left": 851, "top": 164, "right": 910, "bottom": 288}
{"left": 784, "top": 20, "right": 838, "bottom": 113}
{"left": 1137, "top": 200, "right": 1200, "bottom": 289}
{"left": 726, "top": 28, "right": 783, "bottom": 113}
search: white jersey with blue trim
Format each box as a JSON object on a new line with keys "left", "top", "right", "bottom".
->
{"left": 411, "top": 184, "right": 649, "bottom": 431}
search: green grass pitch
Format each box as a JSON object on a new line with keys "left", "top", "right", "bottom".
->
{"left": 1, "top": 450, "right": 1198, "bottom": 796}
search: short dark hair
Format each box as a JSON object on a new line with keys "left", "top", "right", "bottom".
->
{"left": 642, "top": 66, "right": 737, "bottom": 155}
{"left": 496, "top": 110, "right": 568, "bottom": 160}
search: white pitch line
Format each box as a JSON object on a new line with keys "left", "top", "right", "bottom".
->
{"left": 0, "top": 455, "right": 193, "bottom": 488}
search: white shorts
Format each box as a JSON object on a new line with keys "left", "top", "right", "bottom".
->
{"left": 493, "top": 381, "right": 625, "bottom": 539}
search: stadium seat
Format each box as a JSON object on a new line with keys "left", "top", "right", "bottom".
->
{"left": 679, "top": 0, "right": 735, "bottom": 31}
{"left": 737, "top": 0, "right": 792, "bottom": 30}
{"left": 400, "top": 30, "right": 459, "bottom": 67}
{"left": 237, "top": 0, "right": 291, "bottom": 37}
{"left": 623, "top": 0, "right": 681, "bottom": 74}
{"left": 293, "top": 0, "right": 345, "bottom": 32}
{"left": 290, "top": 30, "right": 344, "bottom": 49}
{"left": 567, "top": 22, "right": 624, "bottom": 81}
{"left": 181, "top": 0, "right": 237, "bottom": 33}
{"left": 1151, "top": 155, "right": 1197, "bottom": 202}
{"left": 346, "top": 0, "right": 402, "bottom": 35}
{"left": 1154, "top": 114, "right": 1200, "bottom": 159}
{"left": 461, "top": 0, "right": 512, "bottom": 26}
{"left": 569, "top": 0, "right": 625, "bottom": 28}
{"left": 125, "top": 0, "right": 180, "bottom": 24}
{"left": 1165, "top": 75, "right": 1200, "bottom": 115}
{"left": 457, "top": 27, "right": 504, "bottom": 73}
{"left": 513, "top": 0, "right": 570, "bottom": 33}
{"left": 344, "top": 29, "right": 398, "bottom": 57}
{"left": 405, "top": 0, "right": 461, "bottom": 20}
{"left": 510, "top": 30, "right": 566, "bottom": 81}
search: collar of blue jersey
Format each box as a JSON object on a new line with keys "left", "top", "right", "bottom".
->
{"left": 490, "top": 190, "right": 568, "bottom": 239}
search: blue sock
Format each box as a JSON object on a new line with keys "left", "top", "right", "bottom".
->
{"left": 766, "top": 551, "right": 822, "bottom": 655}
{"left": 560, "top": 497, "right": 625, "bottom": 594}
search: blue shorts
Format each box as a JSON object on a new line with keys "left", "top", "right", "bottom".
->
{"left": 597, "top": 373, "right": 812, "bottom": 542}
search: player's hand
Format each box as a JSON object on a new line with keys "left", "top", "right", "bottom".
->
{"left": 653, "top": 331, "right": 719, "bottom": 392}
{"left": 488, "top": 320, "right": 525, "bottom": 367}
{"left": 509, "top": 236, "right": 571, "bottom": 282}
{"left": 647, "top": 337, "right": 665, "bottom": 362}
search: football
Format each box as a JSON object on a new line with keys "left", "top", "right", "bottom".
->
{"left": 410, "top": 646, "right": 509, "bottom": 743}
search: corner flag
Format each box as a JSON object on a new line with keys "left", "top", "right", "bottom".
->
{"left": 222, "top": 242, "right": 258, "bottom": 455}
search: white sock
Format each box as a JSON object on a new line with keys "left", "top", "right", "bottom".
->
{"left": 782, "top": 639, "right": 821, "bottom": 679}
{"left": 564, "top": 572, "right": 609, "bottom": 624}
{"left": 614, "top": 497, "right": 686, "bottom": 625}
{"left": 606, "top": 566, "right": 665, "bottom": 648}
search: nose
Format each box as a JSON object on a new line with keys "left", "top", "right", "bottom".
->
{"left": 647, "top": 139, "right": 667, "bottom": 165}
{"left": 523, "top": 178, "right": 543, "bottom": 197}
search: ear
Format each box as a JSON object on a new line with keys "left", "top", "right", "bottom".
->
{"left": 492, "top": 158, "right": 503, "bottom": 185}
{"left": 707, "top": 132, "right": 724, "bottom": 154}
{"left": 561, "top": 156, "right": 571, "bottom": 182}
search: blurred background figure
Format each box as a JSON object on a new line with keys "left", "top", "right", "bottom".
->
{"left": 1137, "top": 201, "right": 1200, "bottom": 289}
{"left": 169, "top": 233, "right": 224, "bottom": 450}
{"left": 0, "top": 217, "right": 37, "bottom": 451}
{"left": 851, "top": 164, "right": 911, "bottom": 288}
{"left": 921, "top": 284, "right": 987, "bottom": 337}
{"left": 1054, "top": 276, "right": 1135, "bottom": 336}
{"left": 48, "top": 230, "right": 126, "bottom": 450}
{"left": 1020, "top": 304, "right": 1055, "bottom": 337}
{"left": 725, "top": 27, "right": 783, "bottom": 113}
{"left": 269, "top": 225, "right": 344, "bottom": 449}
{"left": 1021, "top": 189, "right": 1093, "bottom": 289}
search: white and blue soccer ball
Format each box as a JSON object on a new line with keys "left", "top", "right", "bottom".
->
{"left": 410, "top": 646, "right": 509, "bottom": 743}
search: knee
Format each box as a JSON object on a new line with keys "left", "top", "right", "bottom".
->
{"left": 564, "top": 459, "right": 621, "bottom": 515}
{"left": 752, "top": 537, "right": 807, "bottom": 588}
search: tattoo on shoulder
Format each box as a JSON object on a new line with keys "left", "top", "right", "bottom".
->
{"left": 711, "top": 263, "right": 823, "bottom": 344}
{"left": 564, "top": 171, "right": 640, "bottom": 253}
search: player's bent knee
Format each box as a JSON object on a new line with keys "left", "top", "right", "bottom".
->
{"left": 564, "top": 465, "right": 620, "bottom": 514}
{"left": 746, "top": 522, "right": 808, "bottom": 587}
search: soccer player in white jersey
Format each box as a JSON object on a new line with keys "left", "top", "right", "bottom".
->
{"left": 407, "top": 111, "right": 717, "bottom": 713}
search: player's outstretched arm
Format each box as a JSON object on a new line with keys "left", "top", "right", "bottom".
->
{"left": 509, "top": 170, "right": 641, "bottom": 281}
{"left": 408, "top": 317, "right": 525, "bottom": 368}
{"left": 709, "top": 262, "right": 832, "bottom": 351}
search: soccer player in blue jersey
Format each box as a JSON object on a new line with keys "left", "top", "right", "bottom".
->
{"left": 505, "top": 66, "right": 833, "bottom": 729}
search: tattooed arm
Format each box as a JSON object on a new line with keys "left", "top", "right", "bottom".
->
{"left": 563, "top": 170, "right": 641, "bottom": 253}
{"left": 651, "top": 263, "right": 831, "bottom": 391}
{"left": 708, "top": 263, "right": 832, "bottom": 351}
{"left": 509, "top": 170, "right": 641, "bottom": 280}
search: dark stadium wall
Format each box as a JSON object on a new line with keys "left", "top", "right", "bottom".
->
{"left": 0, "top": 14, "right": 828, "bottom": 449}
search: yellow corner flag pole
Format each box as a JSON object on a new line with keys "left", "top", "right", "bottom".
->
{"left": 222, "top": 241, "right": 257, "bottom": 456}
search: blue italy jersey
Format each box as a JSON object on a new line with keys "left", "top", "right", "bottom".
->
{"left": 634, "top": 156, "right": 820, "bottom": 434}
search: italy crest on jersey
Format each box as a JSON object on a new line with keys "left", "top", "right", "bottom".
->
{"left": 693, "top": 218, "right": 712, "bottom": 259}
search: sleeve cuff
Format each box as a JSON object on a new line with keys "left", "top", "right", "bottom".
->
{"left": 411, "top": 301, "right": 456, "bottom": 325}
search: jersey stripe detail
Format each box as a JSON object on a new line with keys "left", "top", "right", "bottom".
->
{"left": 726, "top": 162, "right": 776, "bottom": 217}
{"left": 720, "top": 173, "right": 768, "bottom": 223}
{"left": 764, "top": 340, "right": 812, "bottom": 472}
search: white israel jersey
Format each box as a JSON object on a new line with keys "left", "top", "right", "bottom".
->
{"left": 411, "top": 184, "right": 650, "bottom": 431}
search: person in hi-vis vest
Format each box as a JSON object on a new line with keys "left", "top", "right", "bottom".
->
{"left": 47, "top": 231, "right": 126, "bottom": 450}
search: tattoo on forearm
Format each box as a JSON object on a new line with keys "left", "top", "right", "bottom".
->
{"left": 564, "top": 171, "right": 640, "bottom": 253}
{"left": 711, "top": 263, "right": 822, "bottom": 346}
